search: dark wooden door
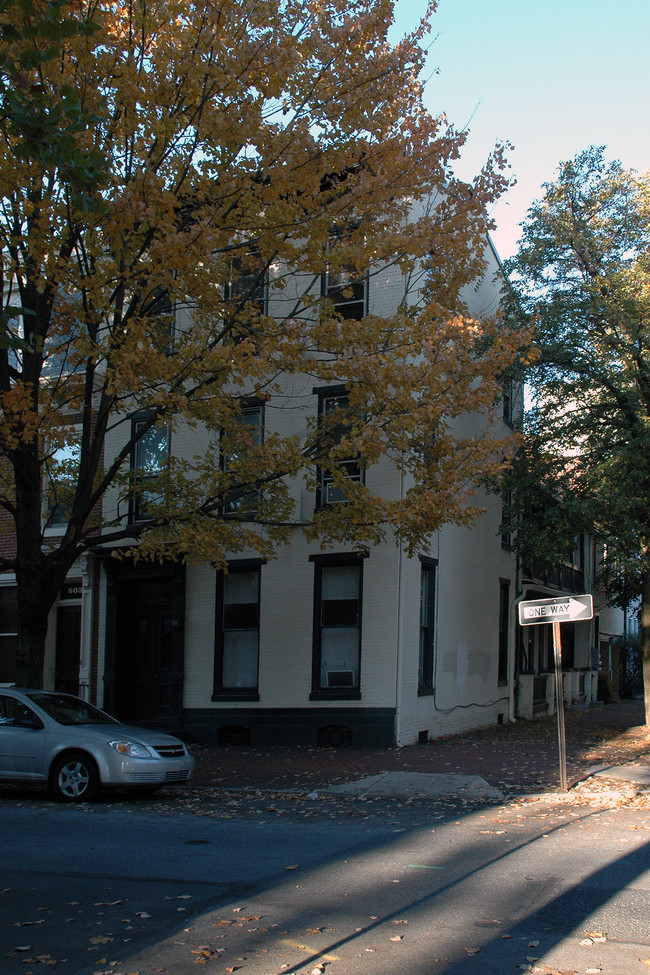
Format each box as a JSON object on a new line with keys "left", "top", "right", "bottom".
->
{"left": 110, "top": 567, "right": 185, "bottom": 729}
{"left": 55, "top": 605, "right": 81, "bottom": 695}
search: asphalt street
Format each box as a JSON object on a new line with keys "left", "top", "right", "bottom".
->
{"left": 0, "top": 795, "right": 398, "bottom": 972}
{"left": 2, "top": 790, "right": 650, "bottom": 975}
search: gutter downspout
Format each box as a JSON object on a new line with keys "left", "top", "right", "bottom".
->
{"left": 511, "top": 550, "right": 527, "bottom": 723}
{"left": 394, "top": 469, "right": 405, "bottom": 746}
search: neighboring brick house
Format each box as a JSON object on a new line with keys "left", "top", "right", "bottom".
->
{"left": 0, "top": 236, "right": 621, "bottom": 747}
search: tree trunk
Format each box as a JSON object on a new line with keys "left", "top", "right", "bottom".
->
{"left": 12, "top": 434, "right": 73, "bottom": 687}
{"left": 14, "top": 583, "right": 51, "bottom": 688}
{"left": 13, "top": 549, "right": 81, "bottom": 688}
{"left": 642, "top": 564, "right": 650, "bottom": 726}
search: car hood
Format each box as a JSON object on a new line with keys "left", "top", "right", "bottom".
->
{"left": 107, "top": 724, "right": 189, "bottom": 747}
{"left": 50, "top": 722, "right": 189, "bottom": 749}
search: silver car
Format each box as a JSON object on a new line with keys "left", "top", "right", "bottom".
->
{"left": 0, "top": 688, "right": 194, "bottom": 801}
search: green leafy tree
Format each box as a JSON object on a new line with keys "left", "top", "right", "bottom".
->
{"left": 0, "top": 0, "right": 519, "bottom": 687}
{"left": 503, "top": 146, "right": 650, "bottom": 722}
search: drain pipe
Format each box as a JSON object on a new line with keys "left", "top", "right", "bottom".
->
{"left": 394, "top": 469, "right": 405, "bottom": 745}
{"left": 511, "top": 551, "right": 527, "bottom": 723}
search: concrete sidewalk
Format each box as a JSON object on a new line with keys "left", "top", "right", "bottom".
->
{"left": 323, "top": 770, "right": 504, "bottom": 799}
{"left": 322, "top": 764, "right": 650, "bottom": 799}
{"left": 590, "top": 763, "right": 650, "bottom": 785}
{"left": 189, "top": 698, "right": 650, "bottom": 799}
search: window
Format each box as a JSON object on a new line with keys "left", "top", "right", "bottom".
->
{"left": 501, "top": 488, "right": 512, "bottom": 549}
{"left": 322, "top": 267, "right": 367, "bottom": 320}
{"left": 560, "top": 622, "right": 575, "bottom": 669}
{"left": 214, "top": 563, "right": 261, "bottom": 697}
{"left": 498, "top": 579, "right": 510, "bottom": 684}
{"left": 142, "top": 285, "right": 175, "bottom": 353}
{"left": 502, "top": 378, "right": 514, "bottom": 425}
{"left": 0, "top": 588, "right": 17, "bottom": 684}
{"left": 419, "top": 559, "right": 437, "bottom": 693}
{"left": 45, "top": 437, "right": 81, "bottom": 528}
{"left": 540, "top": 625, "right": 553, "bottom": 671}
{"left": 41, "top": 318, "right": 86, "bottom": 380}
{"left": 0, "top": 693, "right": 42, "bottom": 727}
{"left": 316, "top": 388, "right": 363, "bottom": 506}
{"left": 311, "top": 555, "right": 364, "bottom": 698}
{"left": 224, "top": 250, "right": 267, "bottom": 342}
{"left": 221, "top": 401, "right": 264, "bottom": 519}
{"left": 555, "top": 535, "right": 586, "bottom": 591}
{"left": 131, "top": 414, "right": 169, "bottom": 522}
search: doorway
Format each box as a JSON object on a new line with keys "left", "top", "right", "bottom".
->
{"left": 55, "top": 604, "right": 81, "bottom": 695}
{"left": 104, "top": 563, "right": 185, "bottom": 730}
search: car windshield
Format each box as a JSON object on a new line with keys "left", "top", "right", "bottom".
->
{"left": 26, "top": 693, "right": 118, "bottom": 726}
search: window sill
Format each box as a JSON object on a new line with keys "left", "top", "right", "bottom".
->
{"left": 211, "top": 691, "right": 260, "bottom": 702}
{"left": 309, "top": 688, "right": 361, "bottom": 701}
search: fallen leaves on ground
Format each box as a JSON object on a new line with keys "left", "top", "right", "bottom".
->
{"left": 526, "top": 968, "right": 578, "bottom": 975}
{"left": 8, "top": 953, "right": 60, "bottom": 966}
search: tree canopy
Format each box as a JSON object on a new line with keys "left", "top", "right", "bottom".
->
{"left": 0, "top": 0, "right": 520, "bottom": 685}
{"left": 502, "top": 146, "right": 650, "bottom": 720}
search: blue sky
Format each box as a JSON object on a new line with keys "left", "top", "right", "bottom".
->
{"left": 392, "top": 0, "right": 650, "bottom": 259}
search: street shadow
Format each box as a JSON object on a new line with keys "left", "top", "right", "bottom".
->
{"left": 248, "top": 806, "right": 650, "bottom": 975}
{"left": 3, "top": 788, "right": 649, "bottom": 975}
{"left": 174, "top": 803, "right": 648, "bottom": 975}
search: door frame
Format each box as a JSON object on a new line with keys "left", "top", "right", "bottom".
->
{"left": 102, "top": 560, "right": 186, "bottom": 731}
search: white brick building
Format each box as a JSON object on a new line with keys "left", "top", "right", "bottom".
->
{"left": 1, "top": 234, "right": 620, "bottom": 746}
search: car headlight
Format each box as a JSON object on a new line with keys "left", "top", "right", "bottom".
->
{"left": 109, "top": 739, "right": 153, "bottom": 758}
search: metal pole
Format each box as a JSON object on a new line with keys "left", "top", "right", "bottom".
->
{"left": 552, "top": 620, "right": 567, "bottom": 791}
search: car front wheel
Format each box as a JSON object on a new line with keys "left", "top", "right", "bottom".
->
{"left": 50, "top": 752, "right": 99, "bottom": 802}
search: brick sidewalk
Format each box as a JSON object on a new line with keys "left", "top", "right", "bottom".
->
{"left": 189, "top": 698, "right": 650, "bottom": 793}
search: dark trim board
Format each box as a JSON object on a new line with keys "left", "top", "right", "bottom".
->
{"left": 182, "top": 706, "right": 397, "bottom": 748}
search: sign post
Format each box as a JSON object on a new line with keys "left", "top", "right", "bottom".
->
{"left": 518, "top": 594, "right": 593, "bottom": 792}
{"left": 551, "top": 620, "right": 567, "bottom": 791}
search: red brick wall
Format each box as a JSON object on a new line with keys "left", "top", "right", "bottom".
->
{"left": 0, "top": 508, "right": 16, "bottom": 562}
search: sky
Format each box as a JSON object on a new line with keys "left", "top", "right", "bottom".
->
{"left": 392, "top": 0, "right": 650, "bottom": 259}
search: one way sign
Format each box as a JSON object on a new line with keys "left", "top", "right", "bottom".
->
{"left": 518, "top": 594, "right": 593, "bottom": 626}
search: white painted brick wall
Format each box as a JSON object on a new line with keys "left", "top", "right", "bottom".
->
{"left": 99, "top": 234, "right": 527, "bottom": 743}
{"left": 395, "top": 495, "right": 517, "bottom": 744}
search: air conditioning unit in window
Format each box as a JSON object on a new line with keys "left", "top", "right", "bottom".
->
{"left": 324, "top": 482, "right": 346, "bottom": 505}
{"left": 326, "top": 670, "right": 356, "bottom": 688}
